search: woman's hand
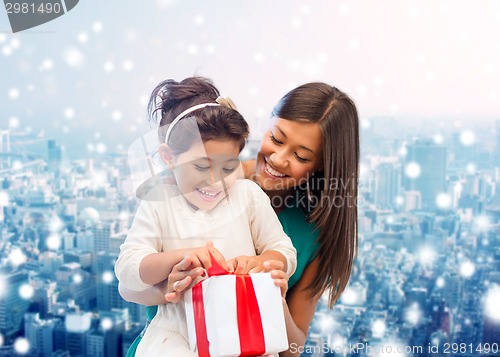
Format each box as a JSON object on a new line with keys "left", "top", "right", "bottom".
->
{"left": 263, "top": 260, "right": 288, "bottom": 298}
{"left": 164, "top": 255, "right": 206, "bottom": 303}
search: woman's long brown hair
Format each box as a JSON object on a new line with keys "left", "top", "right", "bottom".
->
{"left": 273, "top": 83, "right": 359, "bottom": 307}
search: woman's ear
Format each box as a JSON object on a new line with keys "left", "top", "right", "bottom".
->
{"left": 159, "top": 143, "right": 175, "bottom": 169}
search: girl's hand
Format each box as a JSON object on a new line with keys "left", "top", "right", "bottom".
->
{"left": 227, "top": 255, "right": 268, "bottom": 274}
{"left": 186, "top": 240, "right": 229, "bottom": 271}
{"left": 264, "top": 260, "right": 288, "bottom": 298}
{"left": 164, "top": 255, "right": 205, "bottom": 303}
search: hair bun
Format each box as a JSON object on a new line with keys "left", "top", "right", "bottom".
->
{"left": 216, "top": 96, "right": 238, "bottom": 110}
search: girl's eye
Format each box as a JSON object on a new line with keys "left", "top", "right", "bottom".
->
{"left": 223, "top": 167, "right": 237, "bottom": 174}
{"left": 194, "top": 165, "right": 210, "bottom": 171}
{"left": 295, "top": 153, "right": 309, "bottom": 163}
{"left": 270, "top": 134, "right": 283, "bottom": 145}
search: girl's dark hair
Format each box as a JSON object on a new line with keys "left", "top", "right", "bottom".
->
{"left": 148, "top": 77, "right": 249, "bottom": 154}
{"left": 273, "top": 83, "right": 359, "bottom": 308}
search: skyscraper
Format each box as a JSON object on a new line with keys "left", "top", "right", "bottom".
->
{"left": 24, "top": 313, "right": 57, "bottom": 356}
{"left": 96, "top": 252, "right": 121, "bottom": 311}
{"left": 375, "top": 162, "right": 400, "bottom": 209}
{"left": 0, "top": 271, "right": 31, "bottom": 339}
{"left": 404, "top": 139, "right": 447, "bottom": 210}
{"left": 48, "top": 139, "right": 62, "bottom": 175}
{"left": 92, "top": 221, "right": 116, "bottom": 254}
{"left": 495, "top": 120, "right": 500, "bottom": 168}
{"left": 0, "top": 130, "right": 10, "bottom": 169}
{"left": 451, "top": 131, "right": 474, "bottom": 165}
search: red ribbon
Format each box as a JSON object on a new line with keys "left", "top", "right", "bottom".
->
{"left": 192, "top": 255, "right": 266, "bottom": 357}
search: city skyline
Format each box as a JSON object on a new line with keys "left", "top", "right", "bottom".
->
{"left": 1, "top": 115, "right": 500, "bottom": 355}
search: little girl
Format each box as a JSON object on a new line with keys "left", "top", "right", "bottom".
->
{"left": 115, "top": 77, "right": 296, "bottom": 356}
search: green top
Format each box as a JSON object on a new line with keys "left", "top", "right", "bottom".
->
{"left": 277, "top": 205, "right": 320, "bottom": 289}
{"left": 126, "top": 205, "right": 319, "bottom": 356}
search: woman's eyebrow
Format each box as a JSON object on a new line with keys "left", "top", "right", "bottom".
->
{"left": 275, "top": 125, "right": 317, "bottom": 156}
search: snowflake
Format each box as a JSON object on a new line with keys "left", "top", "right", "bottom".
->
{"left": 104, "top": 61, "right": 114, "bottom": 72}
{"left": 433, "top": 134, "right": 444, "bottom": 144}
{"left": 340, "top": 287, "right": 358, "bottom": 305}
{"left": 14, "top": 338, "right": 30, "bottom": 354}
{"left": 253, "top": 52, "right": 265, "bottom": 64}
{"left": 460, "top": 261, "right": 475, "bottom": 278}
{"left": 78, "top": 32, "right": 88, "bottom": 43}
{"left": 19, "top": 284, "right": 34, "bottom": 300}
{"left": 405, "top": 303, "right": 422, "bottom": 326}
{"left": 101, "top": 318, "right": 113, "bottom": 330}
{"left": 418, "top": 246, "right": 436, "bottom": 266}
{"left": 49, "top": 215, "right": 64, "bottom": 232}
{"left": 73, "top": 274, "right": 83, "bottom": 284}
{"left": 64, "top": 108, "right": 75, "bottom": 119}
{"left": 8, "top": 248, "right": 27, "bottom": 266}
{"left": 436, "top": 277, "right": 445, "bottom": 288}
{"left": 47, "top": 234, "right": 61, "bottom": 250}
{"left": 112, "top": 110, "right": 122, "bottom": 121}
{"left": 405, "top": 162, "right": 421, "bottom": 179}
{"left": 93, "top": 22, "right": 103, "bottom": 33}
{"left": 8, "top": 87, "right": 19, "bottom": 99}
{"left": 194, "top": 15, "right": 204, "bottom": 25}
{"left": 372, "top": 319, "right": 386, "bottom": 338}
{"left": 2, "top": 45, "right": 12, "bottom": 56}
{"left": 436, "top": 193, "right": 451, "bottom": 209}
{"left": 0, "top": 191, "right": 9, "bottom": 206}
{"left": 41, "top": 59, "right": 53, "bottom": 71}
{"left": 484, "top": 285, "right": 500, "bottom": 322}
{"left": 460, "top": 130, "right": 475, "bottom": 146}
{"left": 102, "top": 271, "right": 114, "bottom": 284}
{"left": 123, "top": 60, "right": 134, "bottom": 71}
{"left": 96, "top": 143, "right": 107, "bottom": 154}
{"left": 63, "top": 47, "right": 84, "bottom": 68}
{"left": 206, "top": 44, "right": 216, "bottom": 54}
{"left": 187, "top": 44, "right": 198, "bottom": 55}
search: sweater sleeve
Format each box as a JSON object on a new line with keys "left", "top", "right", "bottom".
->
{"left": 244, "top": 181, "right": 297, "bottom": 277}
{"left": 114, "top": 200, "right": 164, "bottom": 291}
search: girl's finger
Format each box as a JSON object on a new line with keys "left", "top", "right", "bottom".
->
{"left": 165, "top": 292, "right": 181, "bottom": 303}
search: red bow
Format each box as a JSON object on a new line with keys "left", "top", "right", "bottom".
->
{"left": 192, "top": 254, "right": 266, "bottom": 357}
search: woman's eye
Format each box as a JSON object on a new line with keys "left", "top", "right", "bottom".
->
{"left": 194, "top": 165, "right": 210, "bottom": 171}
{"left": 270, "top": 134, "right": 283, "bottom": 145}
{"left": 294, "top": 153, "right": 309, "bottom": 163}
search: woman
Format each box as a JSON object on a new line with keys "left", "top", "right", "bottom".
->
{"left": 120, "top": 82, "right": 359, "bottom": 356}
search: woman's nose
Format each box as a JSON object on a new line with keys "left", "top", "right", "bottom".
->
{"left": 270, "top": 151, "right": 287, "bottom": 168}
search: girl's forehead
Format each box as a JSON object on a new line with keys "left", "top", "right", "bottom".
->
{"left": 176, "top": 140, "right": 240, "bottom": 162}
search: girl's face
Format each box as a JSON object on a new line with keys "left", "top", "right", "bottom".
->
{"left": 254, "top": 117, "right": 323, "bottom": 192}
{"left": 169, "top": 140, "right": 241, "bottom": 211}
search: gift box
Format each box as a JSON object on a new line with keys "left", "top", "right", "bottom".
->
{"left": 184, "top": 262, "right": 288, "bottom": 357}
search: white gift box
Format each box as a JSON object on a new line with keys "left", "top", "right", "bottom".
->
{"left": 184, "top": 272, "right": 288, "bottom": 357}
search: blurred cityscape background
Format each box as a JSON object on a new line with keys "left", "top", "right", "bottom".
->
{"left": 1, "top": 0, "right": 500, "bottom": 356}
{"left": 0, "top": 118, "right": 499, "bottom": 356}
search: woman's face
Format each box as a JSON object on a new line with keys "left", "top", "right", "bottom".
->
{"left": 254, "top": 117, "right": 323, "bottom": 192}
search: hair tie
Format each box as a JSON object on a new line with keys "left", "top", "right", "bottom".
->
{"left": 216, "top": 96, "right": 238, "bottom": 110}
{"left": 164, "top": 102, "right": 220, "bottom": 144}
{"left": 163, "top": 96, "right": 239, "bottom": 144}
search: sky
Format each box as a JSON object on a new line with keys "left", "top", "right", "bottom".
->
{"left": 1, "top": 0, "right": 500, "bottom": 158}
